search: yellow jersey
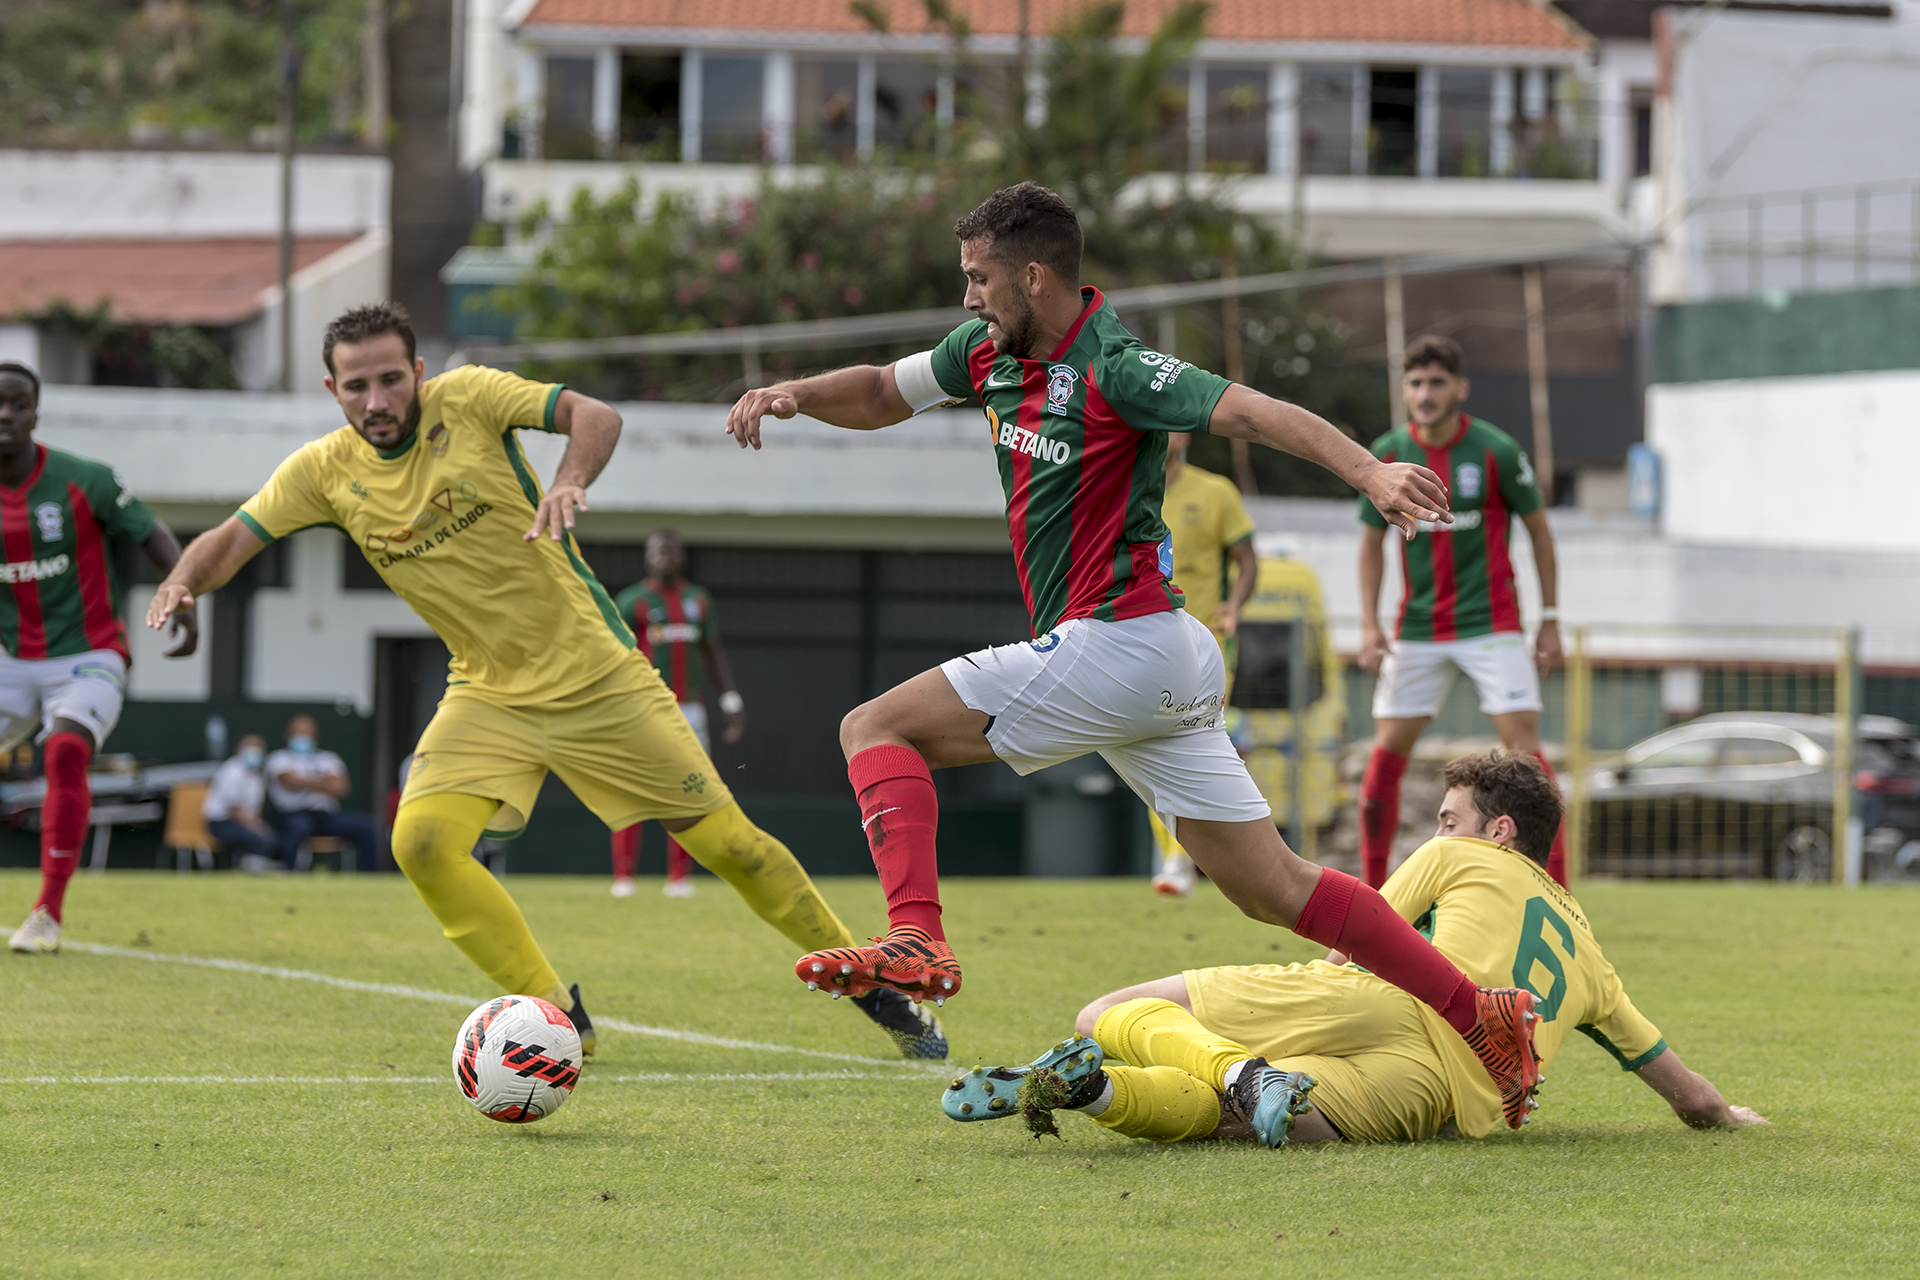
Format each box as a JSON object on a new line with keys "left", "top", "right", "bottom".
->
{"left": 1161, "top": 462, "right": 1254, "bottom": 630}
{"left": 236, "top": 365, "right": 635, "bottom": 704}
{"left": 1383, "top": 837, "right": 1668, "bottom": 1137}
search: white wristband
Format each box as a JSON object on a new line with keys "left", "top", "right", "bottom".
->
{"left": 719, "top": 690, "right": 745, "bottom": 715}
{"left": 1538, "top": 608, "right": 1561, "bottom": 622}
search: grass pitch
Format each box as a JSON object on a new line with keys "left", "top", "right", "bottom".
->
{"left": 2, "top": 871, "right": 1916, "bottom": 1279}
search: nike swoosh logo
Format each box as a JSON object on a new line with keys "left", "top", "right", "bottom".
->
{"left": 984, "top": 374, "right": 1016, "bottom": 388}
{"left": 861, "top": 806, "right": 903, "bottom": 831}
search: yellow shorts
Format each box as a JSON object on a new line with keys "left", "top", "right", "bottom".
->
{"left": 1184, "top": 960, "right": 1455, "bottom": 1143}
{"left": 401, "top": 651, "right": 732, "bottom": 837}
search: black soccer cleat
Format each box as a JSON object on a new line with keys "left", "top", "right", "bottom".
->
{"left": 566, "top": 983, "right": 596, "bottom": 1057}
{"left": 852, "top": 987, "right": 949, "bottom": 1060}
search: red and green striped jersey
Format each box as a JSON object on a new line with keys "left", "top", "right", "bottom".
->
{"left": 614, "top": 577, "right": 716, "bottom": 703}
{"left": 927, "top": 287, "right": 1232, "bottom": 636}
{"left": 0, "top": 444, "right": 156, "bottom": 662}
{"left": 1360, "top": 414, "right": 1543, "bottom": 642}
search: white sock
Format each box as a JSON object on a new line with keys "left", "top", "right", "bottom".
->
{"left": 1222, "top": 1058, "right": 1254, "bottom": 1090}
{"left": 1075, "top": 1076, "right": 1115, "bottom": 1117}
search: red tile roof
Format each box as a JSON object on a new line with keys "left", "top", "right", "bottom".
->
{"left": 521, "top": 0, "right": 1585, "bottom": 48}
{"left": 0, "top": 237, "right": 360, "bottom": 328}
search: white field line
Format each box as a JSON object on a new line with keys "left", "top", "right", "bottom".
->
{"left": 59, "top": 940, "right": 944, "bottom": 1071}
{"left": 0, "top": 1071, "right": 919, "bottom": 1086}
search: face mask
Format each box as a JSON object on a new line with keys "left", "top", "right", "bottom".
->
{"left": 289, "top": 735, "right": 316, "bottom": 755}
{"left": 240, "top": 748, "right": 264, "bottom": 769}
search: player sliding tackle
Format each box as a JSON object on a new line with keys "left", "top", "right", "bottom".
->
{"left": 945, "top": 751, "right": 1766, "bottom": 1147}
{"left": 146, "top": 302, "right": 946, "bottom": 1063}
{"left": 726, "top": 182, "right": 1542, "bottom": 1125}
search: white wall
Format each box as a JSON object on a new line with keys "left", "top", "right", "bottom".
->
{"left": 232, "top": 228, "right": 394, "bottom": 392}
{"left": 0, "top": 150, "right": 390, "bottom": 240}
{"left": 125, "top": 586, "right": 213, "bottom": 700}
{"left": 1647, "top": 369, "right": 1920, "bottom": 553}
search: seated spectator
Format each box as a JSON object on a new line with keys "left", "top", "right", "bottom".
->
{"left": 268, "top": 714, "right": 383, "bottom": 872}
{"left": 203, "top": 733, "right": 284, "bottom": 872}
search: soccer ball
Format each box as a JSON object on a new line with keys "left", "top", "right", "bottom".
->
{"left": 452, "top": 995, "right": 582, "bottom": 1123}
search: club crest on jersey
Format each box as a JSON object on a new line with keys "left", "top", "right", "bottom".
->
{"left": 1455, "top": 463, "right": 1483, "bottom": 499}
{"left": 1045, "top": 364, "right": 1078, "bottom": 415}
{"left": 427, "top": 422, "right": 450, "bottom": 458}
{"left": 32, "top": 502, "right": 61, "bottom": 542}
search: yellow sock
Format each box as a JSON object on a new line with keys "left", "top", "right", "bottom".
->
{"left": 390, "top": 793, "right": 564, "bottom": 999}
{"left": 1090, "top": 1064, "right": 1222, "bottom": 1142}
{"left": 1149, "top": 810, "right": 1183, "bottom": 859}
{"left": 672, "top": 801, "right": 856, "bottom": 952}
{"left": 1094, "top": 998, "right": 1252, "bottom": 1093}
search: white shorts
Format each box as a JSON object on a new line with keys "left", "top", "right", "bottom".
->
{"left": 1372, "top": 632, "right": 1541, "bottom": 720}
{"left": 679, "top": 699, "right": 710, "bottom": 753}
{"left": 941, "top": 610, "right": 1271, "bottom": 835}
{"left": 0, "top": 648, "right": 128, "bottom": 751}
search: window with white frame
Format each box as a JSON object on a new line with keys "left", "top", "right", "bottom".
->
{"left": 702, "top": 56, "right": 766, "bottom": 162}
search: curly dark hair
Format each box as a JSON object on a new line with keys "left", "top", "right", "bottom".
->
{"left": 953, "top": 182, "right": 1083, "bottom": 284}
{"left": 1404, "top": 333, "right": 1464, "bottom": 377}
{"left": 323, "top": 301, "right": 417, "bottom": 374}
{"left": 1441, "top": 749, "right": 1562, "bottom": 865}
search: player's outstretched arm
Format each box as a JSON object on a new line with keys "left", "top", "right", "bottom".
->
{"left": 526, "top": 390, "right": 622, "bottom": 543}
{"left": 140, "top": 520, "right": 199, "bottom": 658}
{"left": 725, "top": 365, "right": 912, "bottom": 451}
{"left": 144, "top": 517, "right": 266, "bottom": 635}
{"left": 1634, "top": 1048, "right": 1768, "bottom": 1130}
{"left": 1208, "top": 383, "right": 1450, "bottom": 538}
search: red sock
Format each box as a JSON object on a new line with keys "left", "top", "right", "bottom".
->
{"left": 611, "top": 825, "right": 640, "bottom": 880}
{"left": 1359, "top": 747, "right": 1409, "bottom": 888}
{"left": 848, "top": 744, "right": 943, "bottom": 942}
{"left": 665, "top": 838, "right": 693, "bottom": 882}
{"left": 1293, "top": 865, "right": 1480, "bottom": 1034}
{"left": 34, "top": 732, "right": 92, "bottom": 924}
{"left": 1532, "top": 751, "right": 1569, "bottom": 888}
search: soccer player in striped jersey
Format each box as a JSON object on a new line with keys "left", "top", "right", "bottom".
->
{"left": 1357, "top": 335, "right": 1567, "bottom": 890}
{"left": 0, "top": 362, "right": 198, "bottom": 954}
{"left": 727, "top": 182, "right": 1545, "bottom": 1125}
{"left": 609, "top": 528, "right": 746, "bottom": 899}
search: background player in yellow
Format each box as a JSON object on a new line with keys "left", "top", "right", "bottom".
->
{"left": 945, "top": 750, "right": 1763, "bottom": 1145}
{"left": 1149, "top": 431, "right": 1257, "bottom": 898}
{"left": 145, "top": 302, "right": 946, "bottom": 1061}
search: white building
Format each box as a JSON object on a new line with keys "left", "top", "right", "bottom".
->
{"left": 0, "top": 148, "right": 392, "bottom": 393}
{"left": 455, "top": 0, "right": 1633, "bottom": 261}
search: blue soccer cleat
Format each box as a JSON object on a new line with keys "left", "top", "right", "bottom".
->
{"left": 1225, "top": 1059, "right": 1316, "bottom": 1148}
{"left": 942, "top": 1035, "right": 1104, "bottom": 1123}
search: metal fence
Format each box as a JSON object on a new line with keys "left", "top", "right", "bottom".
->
{"left": 1563, "top": 625, "right": 1873, "bottom": 886}
{"left": 1695, "top": 177, "right": 1920, "bottom": 299}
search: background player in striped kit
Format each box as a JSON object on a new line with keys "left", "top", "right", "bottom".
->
{"left": 1357, "top": 335, "right": 1566, "bottom": 889}
{"left": 0, "top": 361, "right": 199, "bottom": 954}
{"left": 609, "top": 528, "right": 746, "bottom": 898}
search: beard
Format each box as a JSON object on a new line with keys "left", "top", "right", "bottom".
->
{"left": 987, "top": 295, "right": 1041, "bottom": 357}
{"left": 355, "top": 388, "right": 423, "bottom": 448}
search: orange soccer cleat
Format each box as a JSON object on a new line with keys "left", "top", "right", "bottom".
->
{"left": 795, "top": 925, "right": 963, "bottom": 1005}
{"left": 1464, "top": 986, "right": 1541, "bottom": 1129}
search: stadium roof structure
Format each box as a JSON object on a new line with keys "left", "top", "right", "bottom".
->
{"left": 0, "top": 237, "right": 359, "bottom": 327}
{"left": 515, "top": 0, "right": 1588, "bottom": 50}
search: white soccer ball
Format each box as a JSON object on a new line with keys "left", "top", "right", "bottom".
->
{"left": 452, "top": 995, "right": 582, "bottom": 1123}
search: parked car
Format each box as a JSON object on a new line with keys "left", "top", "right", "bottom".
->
{"left": 1583, "top": 712, "right": 1920, "bottom": 881}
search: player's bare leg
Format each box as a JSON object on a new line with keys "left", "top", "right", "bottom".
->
{"left": 794, "top": 669, "right": 990, "bottom": 1004}
{"left": 1173, "top": 815, "right": 1541, "bottom": 1125}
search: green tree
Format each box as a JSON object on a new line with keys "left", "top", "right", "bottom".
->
{"left": 0, "top": 0, "right": 382, "bottom": 146}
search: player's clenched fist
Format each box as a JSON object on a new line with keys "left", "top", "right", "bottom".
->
{"left": 1359, "top": 460, "right": 1451, "bottom": 539}
{"left": 725, "top": 387, "right": 800, "bottom": 450}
